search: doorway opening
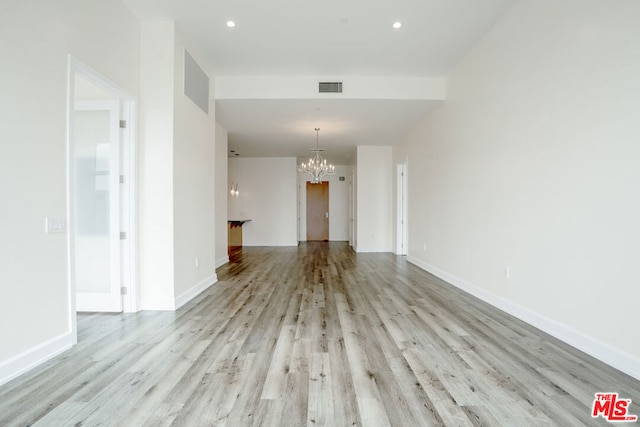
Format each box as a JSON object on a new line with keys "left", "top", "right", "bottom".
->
{"left": 67, "top": 56, "right": 137, "bottom": 342}
{"left": 306, "top": 181, "right": 329, "bottom": 241}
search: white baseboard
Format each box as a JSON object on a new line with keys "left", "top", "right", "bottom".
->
{"left": 174, "top": 274, "right": 218, "bottom": 310}
{"left": 215, "top": 256, "right": 229, "bottom": 269}
{"left": 244, "top": 242, "right": 299, "bottom": 247}
{"left": 406, "top": 255, "right": 640, "bottom": 381}
{"left": 0, "top": 332, "right": 74, "bottom": 387}
{"left": 355, "top": 246, "right": 392, "bottom": 253}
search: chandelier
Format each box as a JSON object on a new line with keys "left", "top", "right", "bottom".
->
{"left": 298, "top": 128, "right": 335, "bottom": 184}
{"left": 229, "top": 183, "right": 239, "bottom": 197}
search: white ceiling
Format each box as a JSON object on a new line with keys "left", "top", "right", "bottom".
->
{"left": 216, "top": 98, "right": 441, "bottom": 164}
{"left": 122, "top": 0, "right": 515, "bottom": 163}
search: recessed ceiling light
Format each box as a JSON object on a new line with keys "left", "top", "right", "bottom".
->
{"left": 393, "top": 21, "right": 402, "bottom": 29}
{"left": 226, "top": 20, "right": 236, "bottom": 28}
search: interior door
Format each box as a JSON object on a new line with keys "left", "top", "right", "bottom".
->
{"left": 306, "top": 181, "right": 329, "bottom": 241}
{"left": 396, "top": 161, "right": 408, "bottom": 255}
{"left": 73, "top": 100, "right": 122, "bottom": 312}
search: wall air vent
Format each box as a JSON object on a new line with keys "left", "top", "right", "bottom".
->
{"left": 319, "top": 82, "right": 343, "bottom": 93}
{"left": 184, "top": 50, "right": 209, "bottom": 114}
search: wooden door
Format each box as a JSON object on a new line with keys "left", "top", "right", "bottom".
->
{"left": 306, "top": 181, "right": 329, "bottom": 241}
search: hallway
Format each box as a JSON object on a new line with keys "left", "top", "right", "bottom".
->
{"left": 1, "top": 243, "right": 638, "bottom": 426}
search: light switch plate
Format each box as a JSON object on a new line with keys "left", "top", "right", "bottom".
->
{"left": 45, "top": 217, "right": 66, "bottom": 234}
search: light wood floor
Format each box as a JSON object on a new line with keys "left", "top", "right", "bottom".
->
{"left": 1, "top": 242, "right": 639, "bottom": 426}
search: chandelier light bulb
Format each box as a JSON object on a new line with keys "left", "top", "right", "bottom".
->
{"left": 230, "top": 183, "right": 239, "bottom": 197}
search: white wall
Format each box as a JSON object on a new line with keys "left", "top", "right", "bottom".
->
{"left": 0, "top": 0, "right": 140, "bottom": 384}
{"left": 215, "top": 123, "right": 229, "bottom": 267}
{"left": 298, "top": 166, "right": 351, "bottom": 242}
{"left": 139, "top": 23, "right": 218, "bottom": 310}
{"left": 139, "top": 21, "right": 175, "bottom": 310}
{"left": 396, "top": 0, "right": 640, "bottom": 379}
{"left": 228, "top": 157, "right": 298, "bottom": 246}
{"left": 355, "top": 146, "right": 393, "bottom": 252}
{"left": 172, "top": 31, "right": 217, "bottom": 306}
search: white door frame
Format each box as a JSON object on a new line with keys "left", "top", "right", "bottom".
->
{"left": 67, "top": 56, "right": 138, "bottom": 343}
{"left": 396, "top": 160, "right": 408, "bottom": 256}
{"left": 349, "top": 171, "right": 355, "bottom": 248}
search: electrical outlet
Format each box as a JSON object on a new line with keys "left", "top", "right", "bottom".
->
{"left": 423, "top": 243, "right": 427, "bottom": 251}
{"left": 195, "top": 257, "right": 199, "bottom": 268}
{"left": 504, "top": 267, "right": 510, "bottom": 279}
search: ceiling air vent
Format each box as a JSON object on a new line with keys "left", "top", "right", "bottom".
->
{"left": 319, "top": 82, "right": 343, "bottom": 93}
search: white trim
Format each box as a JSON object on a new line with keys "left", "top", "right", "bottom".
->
{"left": 66, "top": 56, "right": 78, "bottom": 345}
{"left": 69, "top": 56, "right": 134, "bottom": 101}
{"left": 0, "top": 332, "right": 74, "bottom": 387}
{"left": 215, "top": 256, "right": 230, "bottom": 268}
{"left": 122, "top": 101, "right": 138, "bottom": 313}
{"left": 243, "top": 243, "right": 299, "bottom": 247}
{"left": 356, "top": 246, "right": 392, "bottom": 253}
{"left": 174, "top": 274, "right": 218, "bottom": 309}
{"left": 406, "top": 255, "right": 640, "bottom": 381}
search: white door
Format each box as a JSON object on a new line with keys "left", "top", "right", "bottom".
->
{"left": 73, "top": 100, "right": 122, "bottom": 312}
{"left": 396, "top": 161, "right": 408, "bottom": 256}
{"left": 348, "top": 173, "right": 354, "bottom": 247}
